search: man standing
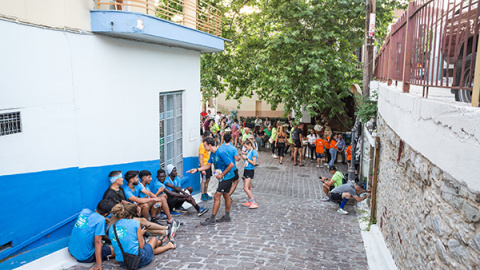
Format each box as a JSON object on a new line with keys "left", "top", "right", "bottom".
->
{"left": 215, "top": 111, "right": 222, "bottom": 125}
{"left": 329, "top": 182, "right": 370, "bottom": 215}
{"left": 292, "top": 123, "right": 304, "bottom": 166}
{"left": 320, "top": 166, "right": 344, "bottom": 201}
{"left": 163, "top": 164, "right": 209, "bottom": 216}
{"left": 188, "top": 137, "right": 235, "bottom": 225}
{"left": 68, "top": 200, "right": 114, "bottom": 270}
{"left": 199, "top": 131, "right": 214, "bottom": 201}
{"left": 222, "top": 133, "right": 241, "bottom": 198}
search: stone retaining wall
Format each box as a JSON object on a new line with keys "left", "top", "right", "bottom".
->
{"left": 376, "top": 115, "right": 480, "bottom": 270}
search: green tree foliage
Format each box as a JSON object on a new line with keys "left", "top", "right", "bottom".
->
{"left": 201, "top": 0, "right": 403, "bottom": 118}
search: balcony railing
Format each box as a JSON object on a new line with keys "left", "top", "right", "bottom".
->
{"left": 97, "top": 0, "right": 222, "bottom": 37}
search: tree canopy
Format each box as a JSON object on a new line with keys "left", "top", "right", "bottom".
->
{"left": 201, "top": 0, "right": 404, "bottom": 119}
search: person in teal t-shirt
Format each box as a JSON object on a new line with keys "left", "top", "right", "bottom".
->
{"left": 188, "top": 135, "right": 235, "bottom": 225}
{"left": 240, "top": 140, "right": 259, "bottom": 209}
{"left": 68, "top": 200, "right": 114, "bottom": 270}
{"left": 108, "top": 203, "right": 175, "bottom": 268}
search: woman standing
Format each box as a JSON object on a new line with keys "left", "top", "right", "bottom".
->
{"left": 241, "top": 140, "right": 258, "bottom": 209}
{"left": 108, "top": 204, "right": 175, "bottom": 269}
{"left": 231, "top": 119, "right": 240, "bottom": 147}
{"left": 276, "top": 126, "right": 287, "bottom": 164}
{"left": 307, "top": 128, "right": 318, "bottom": 161}
{"left": 328, "top": 133, "right": 339, "bottom": 167}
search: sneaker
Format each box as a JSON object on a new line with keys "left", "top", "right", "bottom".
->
{"left": 197, "top": 206, "right": 209, "bottom": 217}
{"left": 320, "top": 197, "right": 330, "bottom": 202}
{"left": 178, "top": 207, "right": 188, "bottom": 212}
{"left": 316, "top": 165, "right": 320, "bottom": 168}
{"left": 170, "top": 211, "right": 181, "bottom": 216}
{"left": 273, "top": 154, "right": 277, "bottom": 158}
{"left": 200, "top": 217, "right": 216, "bottom": 225}
{"left": 337, "top": 208, "right": 348, "bottom": 215}
{"left": 242, "top": 201, "right": 252, "bottom": 207}
{"left": 167, "top": 220, "right": 180, "bottom": 237}
{"left": 159, "top": 213, "right": 167, "bottom": 220}
{"left": 201, "top": 194, "right": 208, "bottom": 201}
{"left": 216, "top": 215, "right": 232, "bottom": 223}
{"left": 206, "top": 194, "right": 213, "bottom": 200}
{"left": 249, "top": 203, "right": 258, "bottom": 209}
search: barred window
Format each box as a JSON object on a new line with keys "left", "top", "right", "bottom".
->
{"left": 159, "top": 92, "right": 183, "bottom": 175}
{"left": 0, "top": 112, "right": 22, "bottom": 136}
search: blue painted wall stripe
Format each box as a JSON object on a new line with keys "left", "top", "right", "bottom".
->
{"left": 0, "top": 157, "right": 200, "bottom": 268}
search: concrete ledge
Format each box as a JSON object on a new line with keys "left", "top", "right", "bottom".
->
{"left": 90, "top": 10, "right": 225, "bottom": 53}
{"left": 377, "top": 81, "right": 480, "bottom": 191}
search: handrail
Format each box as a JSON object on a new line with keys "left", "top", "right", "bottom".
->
{"left": 97, "top": 0, "right": 222, "bottom": 37}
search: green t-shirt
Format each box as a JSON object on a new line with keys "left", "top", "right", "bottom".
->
{"left": 331, "top": 171, "right": 344, "bottom": 187}
{"left": 264, "top": 128, "right": 272, "bottom": 137}
{"left": 271, "top": 128, "right": 277, "bottom": 140}
{"left": 288, "top": 127, "right": 294, "bottom": 144}
{"left": 210, "top": 123, "right": 220, "bottom": 134}
{"left": 242, "top": 132, "right": 250, "bottom": 142}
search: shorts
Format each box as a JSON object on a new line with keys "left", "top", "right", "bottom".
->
{"left": 316, "top": 153, "right": 323, "bottom": 159}
{"left": 233, "top": 169, "right": 239, "bottom": 181}
{"left": 329, "top": 192, "right": 343, "bottom": 202}
{"left": 294, "top": 140, "right": 302, "bottom": 148}
{"left": 243, "top": 169, "right": 254, "bottom": 180}
{"left": 119, "top": 243, "right": 153, "bottom": 269}
{"left": 204, "top": 167, "right": 213, "bottom": 179}
{"left": 217, "top": 178, "right": 234, "bottom": 193}
{"left": 76, "top": 245, "right": 112, "bottom": 263}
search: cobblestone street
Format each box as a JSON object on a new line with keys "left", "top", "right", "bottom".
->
{"left": 70, "top": 149, "right": 368, "bottom": 270}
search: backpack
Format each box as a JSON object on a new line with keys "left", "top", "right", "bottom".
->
{"left": 292, "top": 129, "right": 299, "bottom": 140}
{"left": 342, "top": 172, "right": 348, "bottom": 184}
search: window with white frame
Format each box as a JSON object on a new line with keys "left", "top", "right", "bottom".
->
{"left": 159, "top": 92, "right": 183, "bottom": 175}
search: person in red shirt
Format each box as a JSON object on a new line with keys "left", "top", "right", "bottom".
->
{"left": 346, "top": 145, "right": 352, "bottom": 166}
{"left": 328, "top": 134, "right": 339, "bottom": 167}
{"left": 314, "top": 135, "right": 326, "bottom": 167}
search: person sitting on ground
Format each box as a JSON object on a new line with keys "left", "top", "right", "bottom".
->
{"left": 102, "top": 171, "right": 178, "bottom": 236}
{"left": 328, "top": 182, "right": 371, "bottom": 215}
{"left": 108, "top": 204, "right": 175, "bottom": 269}
{"left": 163, "top": 164, "right": 209, "bottom": 217}
{"left": 138, "top": 170, "right": 169, "bottom": 223}
{"left": 320, "top": 165, "right": 344, "bottom": 200}
{"left": 68, "top": 199, "right": 115, "bottom": 270}
{"left": 123, "top": 170, "right": 175, "bottom": 224}
{"left": 148, "top": 169, "right": 168, "bottom": 201}
{"left": 188, "top": 137, "right": 235, "bottom": 225}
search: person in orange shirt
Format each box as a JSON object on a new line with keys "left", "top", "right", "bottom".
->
{"left": 346, "top": 145, "right": 352, "bottom": 167}
{"left": 314, "top": 135, "right": 326, "bottom": 167}
{"left": 328, "top": 133, "right": 339, "bottom": 167}
{"left": 199, "top": 131, "right": 213, "bottom": 201}
{"left": 324, "top": 130, "right": 331, "bottom": 166}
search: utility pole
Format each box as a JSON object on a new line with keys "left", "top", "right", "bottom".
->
{"left": 363, "top": 0, "right": 376, "bottom": 96}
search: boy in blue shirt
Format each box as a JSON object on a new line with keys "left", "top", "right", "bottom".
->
{"left": 188, "top": 136, "right": 235, "bottom": 225}
{"left": 68, "top": 200, "right": 114, "bottom": 270}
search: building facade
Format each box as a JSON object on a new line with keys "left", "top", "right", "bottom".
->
{"left": 0, "top": 0, "right": 224, "bottom": 268}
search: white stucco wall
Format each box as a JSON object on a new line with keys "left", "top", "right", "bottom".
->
{"left": 0, "top": 19, "right": 201, "bottom": 175}
{"left": 377, "top": 81, "right": 480, "bottom": 191}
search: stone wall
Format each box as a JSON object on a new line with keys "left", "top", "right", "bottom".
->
{"left": 376, "top": 115, "right": 480, "bottom": 270}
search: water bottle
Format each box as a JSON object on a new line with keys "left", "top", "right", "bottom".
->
{"left": 154, "top": 203, "right": 161, "bottom": 208}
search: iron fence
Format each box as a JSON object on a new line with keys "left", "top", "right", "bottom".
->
{"left": 374, "top": 0, "right": 480, "bottom": 105}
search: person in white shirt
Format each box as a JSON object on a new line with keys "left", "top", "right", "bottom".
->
{"left": 215, "top": 111, "right": 222, "bottom": 125}
{"left": 307, "top": 128, "right": 319, "bottom": 160}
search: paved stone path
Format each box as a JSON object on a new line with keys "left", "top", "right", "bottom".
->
{"left": 69, "top": 149, "right": 368, "bottom": 270}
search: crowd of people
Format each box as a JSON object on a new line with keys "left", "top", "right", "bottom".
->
{"left": 67, "top": 111, "right": 368, "bottom": 269}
